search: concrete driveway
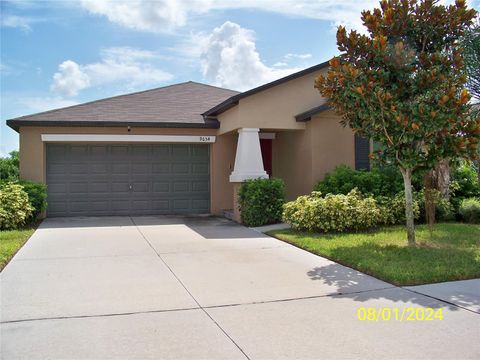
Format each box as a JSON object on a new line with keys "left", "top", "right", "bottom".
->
{"left": 1, "top": 216, "right": 479, "bottom": 359}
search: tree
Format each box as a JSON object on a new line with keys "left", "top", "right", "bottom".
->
{"left": 0, "top": 150, "right": 19, "bottom": 181}
{"left": 462, "top": 18, "right": 480, "bottom": 102}
{"left": 462, "top": 18, "right": 480, "bottom": 181}
{"left": 315, "top": 0, "right": 479, "bottom": 245}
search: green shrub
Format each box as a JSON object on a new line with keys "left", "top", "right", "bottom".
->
{"left": 0, "top": 183, "right": 34, "bottom": 230}
{"left": 282, "top": 189, "right": 381, "bottom": 233}
{"left": 459, "top": 198, "right": 480, "bottom": 223}
{"left": 238, "top": 178, "right": 285, "bottom": 227}
{"left": 377, "top": 193, "right": 420, "bottom": 225}
{"left": 314, "top": 165, "right": 405, "bottom": 197}
{"left": 19, "top": 181, "right": 47, "bottom": 219}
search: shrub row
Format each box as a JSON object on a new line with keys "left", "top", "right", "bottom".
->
{"left": 0, "top": 181, "right": 47, "bottom": 230}
{"left": 315, "top": 163, "right": 480, "bottom": 224}
{"left": 282, "top": 189, "right": 420, "bottom": 233}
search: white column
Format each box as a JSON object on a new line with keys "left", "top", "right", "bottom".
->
{"left": 229, "top": 128, "right": 268, "bottom": 182}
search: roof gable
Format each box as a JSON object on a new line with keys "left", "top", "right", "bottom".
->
{"left": 203, "top": 61, "right": 329, "bottom": 117}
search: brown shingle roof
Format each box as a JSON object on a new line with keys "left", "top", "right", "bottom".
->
{"left": 7, "top": 81, "right": 239, "bottom": 132}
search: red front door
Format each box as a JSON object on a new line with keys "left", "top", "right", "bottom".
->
{"left": 260, "top": 139, "right": 272, "bottom": 177}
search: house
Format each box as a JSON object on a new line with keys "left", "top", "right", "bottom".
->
{"left": 6, "top": 62, "right": 370, "bottom": 220}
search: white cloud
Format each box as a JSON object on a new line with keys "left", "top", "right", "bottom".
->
{"left": 198, "top": 21, "right": 301, "bottom": 91}
{"left": 80, "top": 0, "right": 198, "bottom": 32}
{"left": 51, "top": 60, "right": 90, "bottom": 97}
{"left": 0, "top": 15, "right": 35, "bottom": 32}
{"left": 79, "top": 0, "right": 380, "bottom": 33}
{"left": 284, "top": 53, "right": 312, "bottom": 60}
{"left": 51, "top": 47, "right": 173, "bottom": 97}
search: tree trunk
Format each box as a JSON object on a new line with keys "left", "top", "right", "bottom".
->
{"left": 423, "top": 171, "right": 437, "bottom": 227}
{"left": 435, "top": 159, "right": 450, "bottom": 200}
{"left": 400, "top": 167, "right": 416, "bottom": 245}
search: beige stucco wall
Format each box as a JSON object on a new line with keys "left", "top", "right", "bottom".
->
{"left": 217, "top": 68, "right": 328, "bottom": 135}
{"left": 210, "top": 131, "right": 236, "bottom": 215}
{"left": 272, "top": 129, "right": 312, "bottom": 200}
{"left": 309, "top": 110, "right": 356, "bottom": 185}
{"left": 18, "top": 125, "right": 235, "bottom": 216}
{"left": 271, "top": 111, "right": 355, "bottom": 201}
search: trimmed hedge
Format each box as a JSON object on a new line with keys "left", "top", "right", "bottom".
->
{"left": 0, "top": 183, "right": 34, "bottom": 230}
{"left": 282, "top": 189, "right": 381, "bottom": 233}
{"left": 238, "top": 178, "right": 285, "bottom": 227}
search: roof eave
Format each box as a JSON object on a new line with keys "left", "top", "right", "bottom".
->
{"left": 6, "top": 119, "right": 220, "bottom": 132}
{"left": 294, "top": 104, "right": 331, "bottom": 122}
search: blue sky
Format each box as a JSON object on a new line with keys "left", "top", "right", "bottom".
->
{"left": 1, "top": 0, "right": 479, "bottom": 156}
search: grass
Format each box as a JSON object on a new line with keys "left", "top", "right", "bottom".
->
{"left": 0, "top": 224, "right": 37, "bottom": 271}
{"left": 267, "top": 223, "right": 480, "bottom": 286}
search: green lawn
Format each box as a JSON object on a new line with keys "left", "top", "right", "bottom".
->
{"left": 0, "top": 225, "right": 37, "bottom": 271}
{"left": 267, "top": 223, "right": 480, "bottom": 286}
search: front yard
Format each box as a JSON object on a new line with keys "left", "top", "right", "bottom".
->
{"left": 0, "top": 225, "right": 37, "bottom": 271}
{"left": 268, "top": 223, "right": 480, "bottom": 286}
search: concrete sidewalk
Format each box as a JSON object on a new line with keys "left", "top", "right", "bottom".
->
{"left": 1, "top": 216, "right": 479, "bottom": 359}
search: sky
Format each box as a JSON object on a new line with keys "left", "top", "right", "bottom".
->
{"left": 1, "top": 0, "right": 479, "bottom": 156}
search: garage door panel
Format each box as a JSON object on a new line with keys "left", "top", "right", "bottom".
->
{"left": 46, "top": 143, "right": 210, "bottom": 216}
{"left": 153, "top": 182, "right": 170, "bottom": 192}
{"left": 70, "top": 145, "right": 89, "bottom": 157}
{"left": 172, "top": 163, "right": 189, "bottom": 174}
{"left": 192, "top": 163, "right": 209, "bottom": 175}
{"left": 111, "top": 145, "right": 129, "bottom": 157}
{"left": 172, "top": 145, "right": 189, "bottom": 157}
{"left": 112, "top": 163, "right": 129, "bottom": 174}
{"left": 152, "top": 145, "right": 170, "bottom": 156}
{"left": 89, "top": 182, "right": 110, "bottom": 193}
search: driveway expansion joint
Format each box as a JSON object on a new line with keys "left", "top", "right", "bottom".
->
{"left": 401, "top": 286, "right": 480, "bottom": 315}
{"left": 0, "top": 306, "right": 200, "bottom": 325}
{"left": 129, "top": 217, "right": 252, "bottom": 360}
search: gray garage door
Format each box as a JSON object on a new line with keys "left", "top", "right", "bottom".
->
{"left": 46, "top": 143, "right": 210, "bottom": 217}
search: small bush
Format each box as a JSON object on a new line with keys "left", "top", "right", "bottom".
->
{"left": 238, "top": 178, "right": 285, "bottom": 227}
{"left": 314, "top": 165, "right": 405, "bottom": 198}
{"left": 459, "top": 198, "right": 480, "bottom": 224}
{"left": 377, "top": 193, "right": 420, "bottom": 225}
{"left": 19, "top": 181, "right": 47, "bottom": 220}
{"left": 282, "top": 189, "right": 381, "bottom": 233}
{"left": 0, "top": 183, "right": 34, "bottom": 230}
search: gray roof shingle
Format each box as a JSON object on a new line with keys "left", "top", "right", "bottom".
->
{"left": 7, "top": 81, "right": 239, "bottom": 131}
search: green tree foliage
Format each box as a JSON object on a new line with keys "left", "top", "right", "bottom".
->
{"left": 462, "top": 18, "right": 480, "bottom": 102}
{"left": 315, "top": 0, "right": 479, "bottom": 244}
{"left": 0, "top": 151, "right": 19, "bottom": 181}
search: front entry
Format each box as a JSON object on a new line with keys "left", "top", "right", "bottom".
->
{"left": 260, "top": 139, "right": 272, "bottom": 177}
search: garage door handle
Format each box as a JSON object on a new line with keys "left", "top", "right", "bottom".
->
{"left": 129, "top": 184, "right": 133, "bottom": 190}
